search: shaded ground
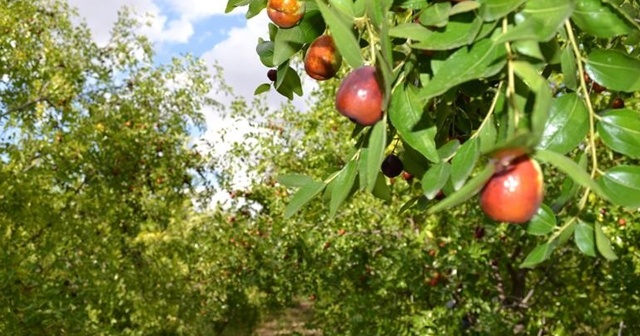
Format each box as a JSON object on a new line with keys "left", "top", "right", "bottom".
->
{"left": 253, "top": 301, "right": 322, "bottom": 336}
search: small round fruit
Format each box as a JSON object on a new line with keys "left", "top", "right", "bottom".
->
{"left": 612, "top": 97, "right": 625, "bottom": 109}
{"left": 267, "top": 69, "right": 277, "bottom": 82}
{"left": 267, "top": 0, "right": 305, "bottom": 28}
{"left": 304, "top": 35, "right": 342, "bottom": 80}
{"left": 381, "top": 154, "right": 404, "bottom": 178}
{"left": 480, "top": 155, "right": 543, "bottom": 223}
{"left": 401, "top": 171, "right": 413, "bottom": 181}
{"left": 335, "top": 66, "right": 384, "bottom": 126}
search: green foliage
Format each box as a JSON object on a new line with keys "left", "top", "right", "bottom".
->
{"left": 219, "top": 0, "right": 640, "bottom": 333}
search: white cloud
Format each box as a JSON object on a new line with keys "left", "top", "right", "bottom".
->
{"left": 163, "top": 0, "right": 229, "bottom": 20}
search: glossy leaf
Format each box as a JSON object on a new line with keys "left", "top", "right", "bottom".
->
{"left": 538, "top": 93, "right": 589, "bottom": 154}
{"left": 574, "top": 220, "right": 596, "bottom": 257}
{"left": 389, "top": 85, "right": 440, "bottom": 163}
{"left": 420, "top": 38, "right": 507, "bottom": 102}
{"left": 520, "top": 241, "right": 556, "bottom": 268}
{"left": 275, "top": 64, "right": 303, "bottom": 99}
{"left": 527, "top": 204, "right": 556, "bottom": 236}
{"left": 560, "top": 46, "right": 578, "bottom": 91}
{"left": 551, "top": 153, "right": 587, "bottom": 212}
{"left": 273, "top": 9, "right": 325, "bottom": 66}
{"left": 597, "top": 165, "right": 640, "bottom": 209}
{"left": 597, "top": 109, "right": 640, "bottom": 158}
{"left": 449, "top": 1, "right": 481, "bottom": 16}
{"left": 450, "top": 138, "right": 480, "bottom": 191}
{"left": 585, "top": 49, "right": 640, "bottom": 92}
{"left": 277, "top": 174, "right": 316, "bottom": 189}
{"left": 478, "top": 0, "right": 526, "bottom": 21}
{"left": 329, "top": 159, "right": 359, "bottom": 217}
{"left": 363, "top": 120, "right": 387, "bottom": 192}
{"left": 330, "top": 0, "right": 355, "bottom": 18}
{"left": 496, "top": 0, "right": 574, "bottom": 43}
{"left": 427, "top": 163, "right": 495, "bottom": 215}
{"left": 317, "top": 0, "right": 364, "bottom": 69}
{"left": 409, "top": 13, "right": 483, "bottom": 51}
{"left": 572, "top": 0, "right": 633, "bottom": 38}
{"left": 595, "top": 222, "right": 618, "bottom": 261}
{"left": 535, "top": 149, "right": 606, "bottom": 199}
{"left": 422, "top": 162, "right": 451, "bottom": 200}
{"left": 512, "top": 61, "right": 552, "bottom": 142}
{"left": 478, "top": 115, "right": 497, "bottom": 153}
{"left": 284, "top": 180, "right": 326, "bottom": 218}
{"left": 371, "top": 171, "right": 392, "bottom": 201}
{"left": 438, "top": 139, "right": 461, "bottom": 161}
{"left": 256, "top": 38, "right": 275, "bottom": 67}
{"left": 246, "top": 0, "right": 267, "bottom": 19}
{"left": 419, "top": 2, "right": 451, "bottom": 27}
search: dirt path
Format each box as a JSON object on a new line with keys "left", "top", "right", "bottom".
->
{"left": 253, "top": 301, "right": 322, "bottom": 336}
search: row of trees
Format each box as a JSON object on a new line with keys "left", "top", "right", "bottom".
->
{"left": 1, "top": 0, "right": 639, "bottom": 335}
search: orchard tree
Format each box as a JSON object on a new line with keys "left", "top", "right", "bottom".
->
{"left": 0, "top": 0, "right": 265, "bottom": 334}
{"left": 221, "top": 0, "right": 640, "bottom": 334}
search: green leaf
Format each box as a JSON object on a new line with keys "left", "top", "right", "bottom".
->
{"left": 450, "top": 138, "right": 480, "bottom": 190}
{"left": 527, "top": 204, "right": 556, "bottom": 236}
{"left": 254, "top": 83, "right": 271, "bottom": 95}
{"left": 595, "top": 222, "right": 618, "bottom": 260}
{"left": 363, "top": 120, "right": 387, "bottom": 192}
{"left": 520, "top": 241, "right": 556, "bottom": 268}
{"left": 477, "top": 115, "right": 497, "bottom": 153}
{"left": 389, "top": 85, "right": 440, "bottom": 163}
{"left": 419, "top": 2, "right": 451, "bottom": 27}
{"left": 272, "top": 9, "right": 325, "bottom": 66}
{"left": 538, "top": 93, "right": 589, "bottom": 155}
{"left": 329, "top": 159, "right": 359, "bottom": 217}
{"left": 574, "top": 220, "right": 596, "bottom": 257}
{"left": 512, "top": 61, "right": 552, "bottom": 142}
{"left": 427, "top": 163, "right": 495, "bottom": 215}
{"left": 422, "top": 162, "right": 451, "bottom": 200}
{"left": 277, "top": 174, "right": 316, "bottom": 188}
{"left": 478, "top": 0, "right": 526, "bottom": 21}
{"left": 275, "top": 63, "right": 303, "bottom": 99}
{"left": 317, "top": 0, "right": 364, "bottom": 69}
{"left": 558, "top": 219, "right": 578, "bottom": 245}
{"left": 256, "top": 38, "right": 275, "bottom": 67}
{"left": 597, "top": 109, "right": 640, "bottom": 158}
{"left": 496, "top": 0, "right": 574, "bottom": 43}
{"left": 560, "top": 46, "right": 578, "bottom": 91}
{"left": 284, "top": 180, "right": 326, "bottom": 218}
{"left": 371, "top": 172, "right": 392, "bottom": 201}
{"left": 535, "top": 149, "right": 606, "bottom": 199}
{"left": 597, "top": 165, "right": 640, "bottom": 209}
{"left": 438, "top": 139, "right": 461, "bottom": 161}
{"left": 246, "top": 0, "right": 267, "bottom": 19}
{"left": 551, "top": 153, "right": 586, "bottom": 212}
{"left": 329, "top": 0, "right": 355, "bottom": 18}
{"left": 585, "top": 49, "right": 640, "bottom": 92}
{"left": 449, "top": 1, "right": 481, "bottom": 16}
{"left": 420, "top": 38, "right": 507, "bottom": 102}
{"left": 572, "top": 0, "right": 633, "bottom": 38}
{"left": 408, "top": 13, "right": 483, "bottom": 51}
{"left": 226, "top": 0, "right": 252, "bottom": 13}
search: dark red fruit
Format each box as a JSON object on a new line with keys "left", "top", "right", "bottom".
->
{"left": 304, "top": 35, "right": 342, "bottom": 81}
{"left": 267, "top": 69, "right": 277, "bottom": 82}
{"left": 612, "top": 98, "right": 625, "bottom": 109}
{"left": 402, "top": 171, "right": 413, "bottom": 181}
{"left": 381, "top": 154, "right": 404, "bottom": 178}
{"left": 335, "top": 66, "right": 384, "bottom": 126}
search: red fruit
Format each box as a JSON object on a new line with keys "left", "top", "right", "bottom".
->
{"left": 619, "top": 218, "right": 626, "bottom": 227}
{"left": 480, "top": 155, "right": 544, "bottom": 223}
{"left": 402, "top": 171, "right": 413, "bottom": 181}
{"left": 592, "top": 82, "right": 607, "bottom": 93}
{"left": 304, "top": 35, "right": 342, "bottom": 81}
{"left": 335, "top": 66, "right": 384, "bottom": 126}
{"left": 267, "top": 0, "right": 305, "bottom": 28}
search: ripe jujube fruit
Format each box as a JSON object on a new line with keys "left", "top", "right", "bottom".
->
{"left": 335, "top": 66, "right": 384, "bottom": 126}
{"left": 479, "top": 155, "right": 543, "bottom": 223}
{"left": 381, "top": 154, "right": 404, "bottom": 178}
{"left": 267, "top": 69, "right": 277, "bottom": 82}
{"left": 267, "top": 0, "right": 305, "bottom": 29}
{"left": 304, "top": 35, "right": 342, "bottom": 81}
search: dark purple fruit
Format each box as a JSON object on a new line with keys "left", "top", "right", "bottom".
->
{"left": 381, "top": 154, "right": 403, "bottom": 178}
{"left": 267, "top": 69, "right": 277, "bottom": 82}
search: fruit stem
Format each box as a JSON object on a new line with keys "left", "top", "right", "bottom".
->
{"left": 502, "top": 17, "right": 520, "bottom": 129}
{"left": 470, "top": 81, "right": 504, "bottom": 140}
{"left": 565, "top": 20, "right": 599, "bottom": 210}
